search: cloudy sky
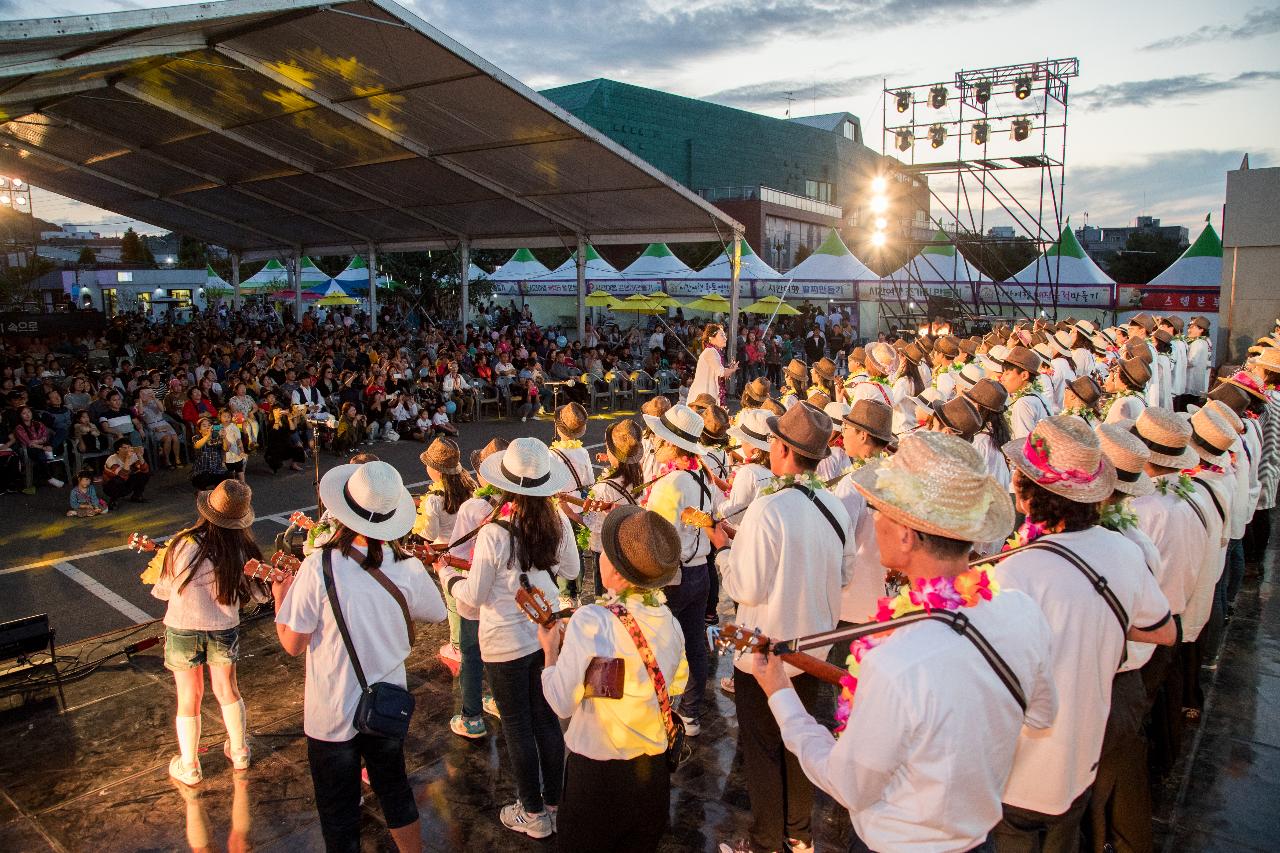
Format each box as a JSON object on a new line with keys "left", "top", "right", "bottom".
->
{"left": 5, "top": 0, "right": 1278, "bottom": 240}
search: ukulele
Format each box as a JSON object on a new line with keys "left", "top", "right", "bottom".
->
{"left": 401, "top": 539, "right": 471, "bottom": 571}
{"left": 514, "top": 584, "right": 574, "bottom": 628}
{"left": 679, "top": 506, "right": 718, "bottom": 530}
{"left": 127, "top": 532, "right": 158, "bottom": 553}
{"left": 243, "top": 550, "right": 301, "bottom": 584}
{"left": 558, "top": 494, "right": 619, "bottom": 513}
{"left": 288, "top": 511, "right": 316, "bottom": 529}
{"left": 708, "top": 623, "right": 850, "bottom": 685}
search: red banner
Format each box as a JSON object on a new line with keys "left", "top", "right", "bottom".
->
{"left": 1118, "top": 286, "right": 1220, "bottom": 314}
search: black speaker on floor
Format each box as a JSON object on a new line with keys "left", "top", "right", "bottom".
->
{"left": 0, "top": 613, "right": 66, "bottom": 711}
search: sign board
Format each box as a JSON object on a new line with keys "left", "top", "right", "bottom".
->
{"left": 0, "top": 310, "right": 106, "bottom": 341}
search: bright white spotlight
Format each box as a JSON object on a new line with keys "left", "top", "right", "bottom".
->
{"left": 871, "top": 232, "right": 887, "bottom": 248}
{"left": 874, "top": 217, "right": 888, "bottom": 230}
{"left": 870, "top": 195, "right": 889, "bottom": 214}
{"left": 15, "top": 197, "right": 26, "bottom": 206}
{"left": 12, "top": 178, "right": 23, "bottom": 188}
{"left": 871, "top": 176, "right": 887, "bottom": 193}
{"left": 0, "top": 195, "right": 10, "bottom": 205}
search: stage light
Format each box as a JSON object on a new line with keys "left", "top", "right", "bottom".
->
{"left": 871, "top": 232, "right": 887, "bottom": 248}
{"left": 15, "top": 196, "right": 26, "bottom": 206}
{"left": 971, "top": 121, "right": 990, "bottom": 145}
{"left": 895, "top": 128, "right": 913, "bottom": 151}
{"left": 974, "top": 80, "right": 991, "bottom": 104}
{"left": 929, "top": 86, "right": 947, "bottom": 109}
{"left": 929, "top": 124, "right": 947, "bottom": 148}
{"left": 0, "top": 177, "right": 8, "bottom": 188}
{"left": 870, "top": 195, "right": 889, "bottom": 214}
{"left": 895, "top": 91, "right": 911, "bottom": 112}
{"left": 871, "top": 176, "right": 887, "bottom": 193}
{"left": 1015, "top": 76, "right": 1032, "bottom": 100}
{"left": 12, "top": 178, "right": 23, "bottom": 188}
{"left": 875, "top": 217, "right": 887, "bottom": 230}
{"left": 1011, "top": 118, "right": 1031, "bottom": 141}
{"left": 0, "top": 195, "right": 10, "bottom": 205}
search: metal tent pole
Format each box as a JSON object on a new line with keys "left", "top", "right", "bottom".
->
{"left": 368, "top": 243, "right": 378, "bottom": 333}
{"left": 459, "top": 241, "right": 471, "bottom": 330}
{"left": 231, "top": 252, "right": 240, "bottom": 312}
{"left": 576, "top": 235, "right": 587, "bottom": 341}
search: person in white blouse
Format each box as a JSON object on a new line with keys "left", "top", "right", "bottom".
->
{"left": 412, "top": 438, "right": 476, "bottom": 667}
{"left": 997, "top": 345, "right": 1052, "bottom": 440}
{"left": 1102, "top": 357, "right": 1151, "bottom": 425}
{"left": 151, "top": 480, "right": 267, "bottom": 786}
{"left": 437, "top": 438, "right": 580, "bottom": 840}
{"left": 750, "top": 431, "right": 1057, "bottom": 853}
{"left": 1159, "top": 316, "right": 1188, "bottom": 401}
{"left": 572, "top": 420, "right": 645, "bottom": 593}
{"left": 1182, "top": 316, "right": 1212, "bottom": 404}
{"left": 780, "top": 359, "right": 809, "bottom": 410}
{"left": 964, "top": 379, "right": 1013, "bottom": 492}
{"left": 540, "top": 506, "right": 689, "bottom": 852}
{"left": 816, "top": 401, "right": 851, "bottom": 482}
{"left": 930, "top": 335, "right": 963, "bottom": 401}
{"left": 830, "top": 399, "right": 895, "bottom": 630}
{"left": 689, "top": 323, "right": 737, "bottom": 406}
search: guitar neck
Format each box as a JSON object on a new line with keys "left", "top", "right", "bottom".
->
{"left": 774, "top": 650, "right": 850, "bottom": 686}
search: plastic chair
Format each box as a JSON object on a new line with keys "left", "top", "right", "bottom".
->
{"left": 475, "top": 380, "right": 502, "bottom": 419}
{"left": 631, "top": 370, "right": 657, "bottom": 408}
{"left": 609, "top": 370, "right": 635, "bottom": 410}
{"left": 584, "top": 373, "right": 610, "bottom": 413}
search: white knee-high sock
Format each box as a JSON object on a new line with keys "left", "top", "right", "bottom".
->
{"left": 176, "top": 714, "right": 201, "bottom": 766}
{"left": 220, "top": 699, "right": 247, "bottom": 754}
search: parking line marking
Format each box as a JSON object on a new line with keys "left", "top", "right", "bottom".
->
{"left": 54, "top": 561, "right": 154, "bottom": 623}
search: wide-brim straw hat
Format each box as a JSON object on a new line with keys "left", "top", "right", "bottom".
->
{"left": 865, "top": 342, "right": 900, "bottom": 378}
{"left": 1004, "top": 415, "right": 1117, "bottom": 503}
{"left": 1222, "top": 370, "right": 1270, "bottom": 401}
{"left": 852, "top": 431, "right": 1013, "bottom": 543}
{"left": 843, "top": 398, "right": 896, "bottom": 444}
{"left": 1051, "top": 330, "right": 1075, "bottom": 356}
{"left": 644, "top": 403, "right": 710, "bottom": 456}
{"left": 1187, "top": 407, "right": 1234, "bottom": 465}
{"left": 823, "top": 401, "right": 851, "bottom": 433}
{"left": 555, "top": 402, "right": 588, "bottom": 438}
{"left": 955, "top": 363, "right": 986, "bottom": 393}
{"left": 1252, "top": 346, "right": 1280, "bottom": 375}
{"left": 1074, "top": 320, "right": 1098, "bottom": 336}
{"left": 1132, "top": 407, "right": 1199, "bottom": 469}
{"left": 605, "top": 419, "right": 644, "bottom": 465}
{"left": 196, "top": 480, "right": 255, "bottom": 530}
{"left": 812, "top": 357, "right": 837, "bottom": 381}
{"left": 935, "top": 335, "right": 960, "bottom": 358}
{"left": 470, "top": 437, "right": 509, "bottom": 474}
{"left": 319, "top": 461, "right": 417, "bottom": 540}
{"left": 688, "top": 393, "right": 718, "bottom": 413}
{"left": 1207, "top": 380, "right": 1251, "bottom": 414}
{"left": 785, "top": 358, "right": 809, "bottom": 383}
{"left": 979, "top": 344, "right": 1010, "bottom": 374}
{"left": 1096, "top": 424, "right": 1154, "bottom": 497}
{"left": 729, "top": 407, "right": 774, "bottom": 453}
{"left": 766, "top": 401, "right": 832, "bottom": 460}
{"left": 965, "top": 378, "right": 1009, "bottom": 415}
{"left": 600, "top": 505, "right": 680, "bottom": 589}
{"left": 421, "top": 437, "right": 462, "bottom": 474}
{"left": 1204, "top": 399, "right": 1244, "bottom": 435}
{"left": 478, "top": 436, "right": 573, "bottom": 498}
{"left": 640, "top": 395, "right": 672, "bottom": 418}
{"left": 741, "top": 377, "right": 772, "bottom": 405}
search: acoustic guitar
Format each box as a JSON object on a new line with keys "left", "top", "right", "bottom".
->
{"left": 514, "top": 584, "right": 574, "bottom": 628}
{"left": 401, "top": 539, "right": 471, "bottom": 571}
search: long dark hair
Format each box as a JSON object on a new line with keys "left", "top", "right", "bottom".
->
{"left": 164, "top": 518, "right": 263, "bottom": 607}
{"left": 440, "top": 468, "right": 477, "bottom": 515}
{"left": 700, "top": 324, "right": 724, "bottom": 352}
{"left": 504, "top": 493, "right": 563, "bottom": 572}
{"left": 985, "top": 407, "right": 1011, "bottom": 448}
{"left": 610, "top": 459, "right": 644, "bottom": 489}
{"left": 326, "top": 521, "right": 409, "bottom": 570}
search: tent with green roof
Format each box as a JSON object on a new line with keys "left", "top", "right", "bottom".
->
{"left": 204, "top": 264, "right": 233, "bottom": 299}
{"left": 766, "top": 229, "right": 874, "bottom": 299}
{"left": 618, "top": 243, "right": 693, "bottom": 285}
{"left": 1011, "top": 223, "right": 1114, "bottom": 285}
{"left": 1150, "top": 217, "right": 1222, "bottom": 286}
{"left": 669, "top": 240, "right": 781, "bottom": 297}
{"left": 537, "top": 243, "right": 636, "bottom": 294}
{"left": 890, "top": 228, "right": 990, "bottom": 285}
{"left": 238, "top": 257, "right": 289, "bottom": 292}
{"left": 299, "top": 256, "right": 330, "bottom": 287}
{"left": 489, "top": 248, "right": 550, "bottom": 296}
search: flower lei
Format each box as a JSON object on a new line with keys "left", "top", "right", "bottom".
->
{"left": 642, "top": 455, "right": 701, "bottom": 503}
{"left": 474, "top": 484, "right": 500, "bottom": 500}
{"left": 1183, "top": 461, "right": 1224, "bottom": 476}
{"left": 552, "top": 438, "right": 583, "bottom": 450}
{"left": 1100, "top": 501, "right": 1139, "bottom": 532}
{"left": 1004, "top": 518, "right": 1048, "bottom": 550}
{"left": 835, "top": 567, "right": 999, "bottom": 732}
{"left": 842, "top": 451, "right": 888, "bottom": 477}
{"left": 1154, "top": 472, "right": 1195, "bottom": 501}
{"left": 864, "top": 375, "right": 892, "bottom": 387}
{"left": 1060, "top": 405, "right": 1096, "bottom": 422}
{"left": 1009, "top": 377, "right": 1045, "bottom": 403}
{"left": 597, "top": 586, "right": 667, "bottom": 609}
{"left": 761, "top": 471, "right": 826, "bottom": 495}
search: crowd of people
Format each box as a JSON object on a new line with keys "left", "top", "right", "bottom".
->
{"left": 123, "top": 294, "right": 1280, "bottom": 853}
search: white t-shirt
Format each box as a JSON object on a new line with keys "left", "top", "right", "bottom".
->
{"left": 994, "top": 527, "right": 1171, "bottom": 814}
{"left": 276, "top": 546, "right": 447, "bottom": 741}
{"left": 645, "top": 467, "right": 725, "bottom": 578}
{"left": 720, "top": 461, "right": 772, "bottom": 522}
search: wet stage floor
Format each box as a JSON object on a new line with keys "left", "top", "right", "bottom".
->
{"left": 0, "top": 547, "right": 1275, "bottom": 851}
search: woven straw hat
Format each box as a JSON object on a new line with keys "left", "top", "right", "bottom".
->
{"left": 605, "top": 419, "right": 644, "bottom": 465}
{"left": 1207, "top": 380, "right": 1250, "bottom": 414}
{"left": 848, "top": 347, "right": 866, "bottom": 369}
{"left": 741, "top": 377, "right": 772, "bottom": 405}
{"left": 700, "top": 404, "right": 731, "bottom": 446}
{"left": 1251, "top": 346, "right": 1280, "bottom": 375}
{"left": 1051, "top": 329, "right": 1075, "bottom": 355}
{"left": 600, "top": 506, "right": 681, "bottom": 589}
{"left": 1189, "top": 316, "right": 1211, "bottom": 332}
{"left": 959, "top": 338, "right": 980, "bottom": 357}
{"left": 729, "top": 407, "right": 774, "bottom": 453}
{"left": 1153, "top": 328, "right": 1173, "bottom": 347}
{"left": 1119, "top": 356, "right": 1152, "bottom": 390}
{"left": 965, "top": 378, "right": 1009, "bottom": 415}
{"left": 688, "top": 393, "right": 718, "bottom": 413}
{"left": 955, "top": 362, "right": 986, "bottom": 394}
{"left": 1129, "top": 313, "right": 1155, "bottom": 333}
{"left": 1096, "top": 424, "right": 1154, "bottom": 497}
{"left": 1161, "top": 316, "right": 1184, "bottom": 333}
{"left": 1132, "top": 407, "right": 1199, "bottom": 469}
{"left": 470, "top": 437, "right": 509, "bottom": 474}
{"left": 843, "top": 398, "right": 896, "bottom": 444}
{"left": 930, "top": 395, "right": 983, "bottom": 440}
{"left": 786, "top": 358, "right": 809, "bottom": 383}
{"left": 808, "top": 391, "right": 832, "bottom": 410}
{"left": 421, "top": 437, "right": 462, "bottom": 474}
{"left": 1067, "top": 375, "right": 1103, "bottom": 407}
{"left": 1032, "top": 342, "right": 1055, "bottom": 366}
{"left": 1000, "top": 345, "right": 1042, "bottom": 376}
{"left": 644, "top": 403, "right": 710, "bottom": 456}
{"left": 640, "top": 394, "right": 672, "bottom": 418}
{"left": 935, "top": 335, "right": 960, "bottom": 358}
{"left": 980, "top": 343, "right": 1010, "bottom": 374}
{"left": 812, "top": 357, "right": 837, "bottom": 381}
{"left": 1222, "top": 369, "right": 1269, "bottom": 401}
{"left": 901, "top": 341, "right": 925, "bottom": 365}
{"left": 852, "top": 431, "right": 1013, "bottom": 543}
{"left": 555, "top": 402, "right": 588, "bottom": 439}
{"left": 917, "top": 334, "right": 935, "bottom": 353}
{"left": 766, "top": 401, "right": 832, "bottom": 460}
{"left": 1204, "top": 399, "right": 1244, "bottom": 435}
{"left": 196, "top": 480, "right": 255, "bottom": 530}
{"left": 478, "top": 437, "right": 573, "bottom": 498}
{"left": 1091, "top": 328, "right": 1117, "bottom": 352}
{"left": 1075, "top": 319, "right": 1098, "bottom": 336}
{"left": 1187, "top": 407, "right": 1234, "bottom": 465}
{"left": 865, "top": 342, "right": 900, "bottom": 378}
{"left": 760, "top": 397, "right": 786, "bottom": 417}
{"left": 1004, "top": 415, "right": 1116, "bottom": 503}
{"left": 319, "top": 461, "right": 416, "bottom": 540}
{"left": 823, "top": 401, "right": 851, "bottom": 433}
{"left": 1124, "top": 340, "right": 1153, "bottom": 365}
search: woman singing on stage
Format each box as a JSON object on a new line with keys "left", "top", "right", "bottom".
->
{"left": 689, "top": 323, "right": 737, "bottom": 407}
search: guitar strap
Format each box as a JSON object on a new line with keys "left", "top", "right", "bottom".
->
{"left": 780, "top": 483, "right": 846, "bottom": 547}
{"left": 552, "top": 448, "right": 588, "bottom": 498}
{"left": 605, "top": 477, "right": 638, "bottom": 506}
{"left": 1190, "top": 475, "right": 1227, "bottom": 525}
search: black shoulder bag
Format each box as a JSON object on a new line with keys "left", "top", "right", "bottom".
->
{"left": 322, "top": 549, "right": 416, "bottom": 740}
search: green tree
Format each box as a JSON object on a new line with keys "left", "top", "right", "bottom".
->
{"left": 377, "top": 250, "right": 496, "bottom": 321}
{"left": 77, "top": 247, "right": 96, "bottom": 265}
{"left": 120, "top": 228, "right": 146, "bottom": 265}
{"left": 177, "top": 235, "right": 206, "bottom": 269}
{"left": 1105, "top": 231, "right": 1184, "bottom": 285}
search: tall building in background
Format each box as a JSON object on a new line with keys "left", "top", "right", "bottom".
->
{"left": 541, "top": 79, "right": 930, "bottom": 270}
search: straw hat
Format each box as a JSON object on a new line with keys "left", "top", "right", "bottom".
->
{"left": 823, "top": 401, "right": 851, "bottom": 433}
{"left": 1032, "top": 342, "right": 1055, "bottom": 367}
{"left": 965, "top": 378, "right": 1009, "bottom": 415}
{"left": 1003, "top": 415, "right": 1116, "bottom": 503}
{"left": 999, "top": 345, "right": 1042, "bottom": 376}
{"left": 812, "top": 357, "right": 837, "bottom": 382}
{"left": 1119, "top": 356, "right": 1152, "bottom": 390}
{"left": 604, "top": 419, "right": 644, "bottom": 465}
{"left": 980, "top": 344, "right": 1010, "bottom": 373}
{"left": 688, "top": 393, "right": 718, "bottom": 413}
{"left": 1153, "top": 328, "right": 1173, "bottom": 347}
{"left": 1096, "top": 423, "right": 1154, "bottom": 497}
{"left": 766, "top": 401, "right": 832, "bottom": 460}
{"left": 1251, "top": 346, "right": 1280, "bottom": 375}
{"left": 729, "top": 407, "right": 774, "bottom": 453}
{"left": 600, "top": 506, "right": 681, "bottom": 589}
{"left": 930, "top": 395, "right": 983, "bottom": 440}
{"left": 1128, "top": 313, "right": 1155, "bottom": 333}
{"left": 958, "top": 338, "right": 979, "bottom": 357}
{"left": 785, "top": 359, "right": 809, "bottom": 384}
{"left": 420, "top": 437, "right": 462, "bottom": 474}
{"left": 901, "top": 341, "right": 925, "bottom": 365}
{"left": 1204, "top": 399, "right": 1244, "bottom": 435}
{"left": 1051, "top": 329, "right": 1075, "bottom": 355}
{"left": 1222, "top": 369, "right": 1269, "bottom": 401}
{"left": 741, "top": 377, "right": 772, "bottom": 405}
{"left": 842, "top": 398, "right": 896, "bottom": 444}
{"left": 865, "top": 342, "right": 900, "bottom": 378}
{"left": 319, "top": 461, "right": 417, "bottom": 540}
{"left": 644, "top": 403, "right": 710, "bottom": 456}
{"left": 808, "top": 391, "right": 832, "bottom": 410}
{"left": 478, "top": 436, "right": 573, "bottom": 497}
{"left": 954, "top": 362, "right": 986, "bottom": 393}
{"left": 848, "top": 347, "right": 866, "bottom": 370}
{"left": 1207, "top": 380, "right": 1250, "bottom": 414}
{"left": 555, "top": 402, "right": 588, "bottom": 439}
{"left": 1131, "top": 408, "right": 1198, "bottom": 469}
{"left": 851, "top": 431, "right": 1012, "bottom": 543}
{"left": 641, "top": 395, "right": 672, "bottom": 418}
{"left": 1187, "top": 407, "right": 1234, "bottom": 465}
{"left": 917, "top": 334, "right": 935, "bottom": 354}
{"left": 1161, "top": 316, "right": 1184, "bottom": 333}
{"left": 1091, "top": 328, "right": 1117, "bottom": 352}
{"left": 701, "top": 404, "right": 731, "bottom": 446}
{"left": 196, "top": 480, "right": 255, "bottom": 530}
{"left": 470, "top": 437, "right": 509, "bottom": 474}
{"left": 1067, "top": 375, "right": 1103, "bottom": 407}
{"left": 760, "top": 397, "right": 786, "bottom": 417}
{"left": 1189, "top": 316, "right": 1211, "bottom": 332}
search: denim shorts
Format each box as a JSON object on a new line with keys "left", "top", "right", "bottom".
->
{"left": 164, "top": 627, "right": 240, "bottom": 671}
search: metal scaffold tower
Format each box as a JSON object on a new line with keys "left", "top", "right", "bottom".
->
{"left": 877, "top": 57, "right": 1080, "bottom": 334}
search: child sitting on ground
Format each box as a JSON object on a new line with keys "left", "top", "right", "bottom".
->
{"left": 430, "top": 402, "right": 458, "bottom": 436}
{"left": 67, "top": 469, "right": 108, "bottom": 517}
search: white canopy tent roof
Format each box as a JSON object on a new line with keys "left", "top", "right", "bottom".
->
{"left": 489, "top": 248, "right": 551, "bottom": 282}
{"left": 238, "top": 257, "right": 289, "bottom": 291}
{"left": 1011, "top": 224, "right": 1114, "bottom": 285}
{"left": 891, "top": 229, "right": 990, "bottom": 283}
{"left": 670, "top": 240, "right": 780, "bottom": 296}
{"left": 1150, "top": 219, "right": 1222, "bottom": 286}
{"left": 542, "top": 243, "right": 619, "bottom": 282}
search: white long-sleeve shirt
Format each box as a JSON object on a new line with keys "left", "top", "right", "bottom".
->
{"left": 769, "top": 588, "right": 1057, "bottom": 853}
{"left": 831, "top": 472, "right": 884, "bottom": 622}
{"left": 1184, "top": 338, "right": 1211, "bottom": 395}
{"left": 541, "top": 601, "right": 688, "bottom": 761}
{"left": 1007, "top": 390, "right": 1051, "bottom": 440}
{"left": 1113, "top": 521, "right": 1172, "bottom": 672}
{"left": 644, "top": 467, "right": 724, "bottom": 580}
{"left": 718, "top": 483, "right": 854, "bottom": 673}
{"left": 1182, "top": 471, "right": 1231, "bottom": 641}
{"left": 816, "top": 446, "right": 849, "bottom": 483}
{"left": 720, "top": 461, "right": 772, "bottom": 522}
{"left": 446, "top": 495, "right": 494, "bottom": 620}
{"left": 1130, "top": 490, "right": 1203, "bottom": 622}
{"left": 441, "top": 512, "right": 580, "bottom": 663}
{"left": 1170, "top": 338, "right": 1188, "bottom": 396}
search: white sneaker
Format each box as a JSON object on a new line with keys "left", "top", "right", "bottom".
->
{"left": 482, "top": 694, "right": 501, "bottom": 719}
{"left": 499, "top": 801, "right": 554, "bottom": 838}
{"left": 788, "top": 839, "right": 815, "bottom": 852}
{"left": 168, "top": 754, "right": 202, "bottom": 785}
{"left": 223, "top": 740, "right": 251, "bottom": 770}
{"left": 48, "top": 478, "right": 64, "bottom": 488}
{"left": 679, "top": 713, "right": 701, "bottom": 736}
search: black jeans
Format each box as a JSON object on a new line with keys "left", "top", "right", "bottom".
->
{"left": 104, "top": 471, "right": 148, "bottom": 501}
{"left": 664, "top": 562, "right": 710, "bottom": 720}
{"left": 1082, "top": 670, "right": 1152, "bottom": 853}
{"left": 850, "top": 833, "right": 994, "bottom": 853}
{"left": 558, "top": 750, "right": 669, "bottom": 852}
{"left": 734, "top": 667, "right": 822, "bottom": 852}
{"left": 486, "top": 649, "right": 564, "bottom": 812}
{"left": 993, "top": 787, "right": 1091, "bottom": 853}
{"left": 306, "top": 733, "right": 418, "bottom": 853}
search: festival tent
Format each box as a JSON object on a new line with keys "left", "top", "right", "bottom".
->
{"left": 1011, "top": 224, "right": 1114, "bottom": 286}
{"left": 668, "top": 240, "right": 782, "bottom": 297}
{"left": 762, "top": 229, "right": 874, "bottom": 299}
{"left": 1150, "top": 218, "right": 1222, "bottom": 286}
{"left": 890, "top": 229, "right": 990, "bottom": 284}
{"left": 544, "top": 243, "right": 620, "bottom": 282}
{"left": 299, "top": 256, "right": 330, "bottom": 287}
{"left": 238, "top": 258, "right": 290, "bottom": 292}
{"left": 487, "top": 248, "right": 551, "bottom": 296}
{"left": 617, "top": 243, "right": 693, "bottom": 288}
{"left": 204, "top": 264, "right": 232, "bottom": 300}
